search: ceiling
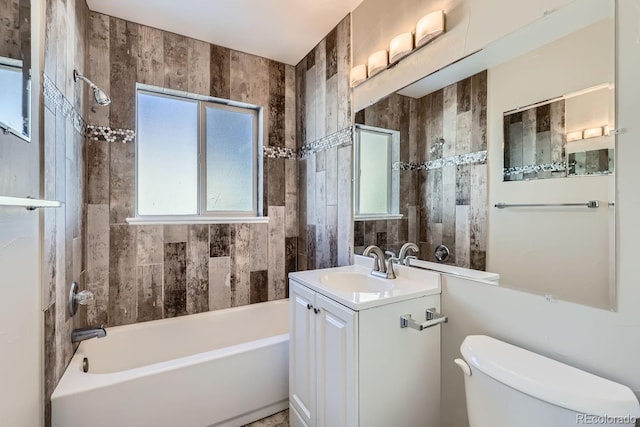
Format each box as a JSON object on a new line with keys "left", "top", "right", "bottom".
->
{"left": 86, "top": 0, "right": 364, "bottom": 66}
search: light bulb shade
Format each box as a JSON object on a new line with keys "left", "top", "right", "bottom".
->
{"left": 367, "top": 50, "right": 388, "bottom": 77}
{"left": 389, "top": 32, "right": 414, "bottom": 63}
{"left": 416, "top": 10, "right": 445, "bottom": 48}
{"left": 350, "top": 64, "right": 368, "bottom": 87}
{"left": 583, "top": 127, "right": 604, "bottom": 139}
{"left": 566, "top": 131, "right": 583, "bottom": 142}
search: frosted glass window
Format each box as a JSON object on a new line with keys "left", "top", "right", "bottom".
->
{"left": 137, "top": 91, "right": 199, "bottom": 215}
{"left": 135, "top": 87, "right": 260, "bottom": 218}
{"left": 205, "top": 105, "right": 256, "bottom": 213}
{"left": 0, "top": 64, "right": 24, "bottom": 135}
{"left": 356, "top": 129, "right": 391, "bottom": 215}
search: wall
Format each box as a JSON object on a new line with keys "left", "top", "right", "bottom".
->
{"left": 354, "top": 73, "right": 488, "bottom": 269}
{"left": 296, "top": 15, "right": 352, "bottom": 270}
{"left": 41, "top": 0, "right": 89, "bottom": 424}
{"left": 441, "top": 1, "right": 640, "bottom": 426}
{"left": 83, "top": 13, "right": 297, "bottom": 327}
{"left": 0, "top": 0, "right": 43, "bottom": 422}
{"left": 0, "top": 0, "right": 20, "bottom": 58}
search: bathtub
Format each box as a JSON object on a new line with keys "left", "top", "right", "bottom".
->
{"left": 51, "top": 299, "right": 289, "bottom": 427}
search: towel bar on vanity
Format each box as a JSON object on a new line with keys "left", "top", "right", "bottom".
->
{"left": 400, "top": 308, "right": 448, "bottom": 331}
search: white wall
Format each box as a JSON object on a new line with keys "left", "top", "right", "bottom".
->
{"left": 486, "top": 17, "right": 615, "bottom": 309}
{"left": 441, "top": 1, "right": 640, "bottom": 426}
{"left": 0, "top": 0, "right": 44, "bottom": 424}
{"left": 0, "top": 134, "right": 42, "bottom": 426}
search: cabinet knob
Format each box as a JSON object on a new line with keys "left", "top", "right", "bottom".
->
{"left": 314, "top": 308, "right": 320, "bottom": 314}
{"left": 307, "top": 303, "right": 313, "bottom": 310}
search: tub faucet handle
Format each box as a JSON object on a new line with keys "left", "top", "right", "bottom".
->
{"left": 76, "top": 290, "right": 95, "bottom": 305}
{"left": 68, "top": 282, "right": 95, "bottom": 316}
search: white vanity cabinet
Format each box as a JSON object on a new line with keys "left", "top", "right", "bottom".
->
{"left": 289, "top": 280, "right": 357, "bottom": 427}
{"left": 289, "top": 265, "right": 442, "bottom": 427}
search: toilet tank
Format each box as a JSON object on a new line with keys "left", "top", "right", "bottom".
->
{"left": 457, "top": 335, "right": 640, "bottom": 427}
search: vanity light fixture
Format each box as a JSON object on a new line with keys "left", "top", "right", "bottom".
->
{"left": 566, "top": 130, "right": 583, "bottom": 142}
{"left": 367, "top": 50, "right": 389, "bottom": 77}
{"left": 389, "top": 32, "right": 414, "bottom": 63}
{"left": 583, "top": 126, "right": 604, "bottom": 139}
{"left": 416, "top": 10, "right": 445, "bottom": 48}
{"left": 350, "top": 64, "right": 368, "bottom": 87}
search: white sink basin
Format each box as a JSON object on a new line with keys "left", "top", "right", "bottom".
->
{"left": 289, "top": 257, "right": 441, "bottom": 311}
{"left": 319, "top": 272, "right": 394, "bottom": 293}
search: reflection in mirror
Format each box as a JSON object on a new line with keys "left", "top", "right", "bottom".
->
{"left": 353, "top": 77, "right": 488, "bottom": 270}
{"left": 353, "top": 125, "right": 400, "bottom": 218}
{"left": 488, "top": 8, "right": 615, "bottom": 309}
{"left": 0, "top": 0, "right": 31, "bottom": 141}
{"left": 352, "top": 0, "right": 615, "bottom": 309}
{"left": 503, "top": 84, "right": 614, "bottom": 181}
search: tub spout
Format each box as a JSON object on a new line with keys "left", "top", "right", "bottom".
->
{"left": 71, "top": 326, "right": 106, "bottom": 343}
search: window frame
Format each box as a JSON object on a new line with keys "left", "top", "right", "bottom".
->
{"left": 133, "top": 84, "right": 263, "bottom": 222}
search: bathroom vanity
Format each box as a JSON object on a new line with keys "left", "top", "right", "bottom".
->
{"left": 288, "top": 257, "right": 443, "bottom": 427}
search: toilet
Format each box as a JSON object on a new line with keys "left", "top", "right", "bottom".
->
{"left": 455, "top": 335, "right": 640, "bottom": 427}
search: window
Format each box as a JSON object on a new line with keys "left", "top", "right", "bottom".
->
{"left": 0, "top": 61, "right": 26, "bottom": 138}
{"left": 353, "top": 125, "right": 400, "bottom": 219}
{"left": 135, "top": 87, "right": 260, "bottom": 220}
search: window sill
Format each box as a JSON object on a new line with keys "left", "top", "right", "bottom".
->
{"left": 126, "top": 216, "right": 270, "bottom": 225}
{"left": 354, "top": 214, "right": 404, "bottom": 221}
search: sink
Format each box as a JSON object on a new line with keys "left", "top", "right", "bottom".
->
{"left": 319, "top": 271, "right": 394, "bottom": 293}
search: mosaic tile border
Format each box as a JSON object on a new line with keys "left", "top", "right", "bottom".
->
{"left": 503, "top": 161, "right": 566, "bottom": 178}
{"left": 394, "top": 150, "right": 488, "bottom": 171}
{"left": 86, "top": 125, "right": 135, "bottom": 144}
{"left": 263, "top": 146, "right": 297, "bottom": 159}
{"left": 299, "top": 127, "right": 353, "bottom": 159}
{"left": 43, "top": 73, "right": 87, "bottom": 135}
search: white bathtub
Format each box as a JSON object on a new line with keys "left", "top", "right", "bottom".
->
{"left": 52, "top": 299, "right": 289, "bottom": 427}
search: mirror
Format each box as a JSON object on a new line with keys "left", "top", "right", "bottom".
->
{"left": 352, "top": 0, "right": 615, "bottom": 309}
{"left": 0, "top": 0, "right": 31, "bottom": 141}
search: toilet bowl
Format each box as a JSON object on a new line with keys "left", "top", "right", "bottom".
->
{"left": 455, "top": 335, "right": 640, "bottom": 427}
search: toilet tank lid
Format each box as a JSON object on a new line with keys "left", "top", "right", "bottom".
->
{"left": 461, "top": 335, "right": 640, "bottom": 417}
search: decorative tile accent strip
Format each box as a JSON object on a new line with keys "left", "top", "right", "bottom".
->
{"left": 43, "top": 73, "right": 87, "bottom": 135}
{"left": 394, "top": 150, "right": 488, "bottom": 171}
{"left": 299, "top": 127, "right": 353, "bottom": 159}
{"left": 503, "top": 161, "right": 566, "bottom": 178}
{"left": 86, "top": 125, "right": 135, "bottom": 144}
{"left": 263, "top": 145, "right": 297, "bottom": 159}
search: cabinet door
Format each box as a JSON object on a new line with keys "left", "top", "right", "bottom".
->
{"left": 314, "top": 294, "right": 358, "bottom": 427}
{"left": 289, "top": 281, "right": 316, "bottom": 427}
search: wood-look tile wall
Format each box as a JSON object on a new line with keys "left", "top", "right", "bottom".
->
{"left": 354, "top": 72, "right": 488, "bottom": 270}
{"left": 295, "top": 15, "right": 352, "bottom": 270}
{"left": 504, "top": 99, "right": 565, "bottom": 180}
{"left": 42, "top": 0, "right": 89, "bottom": 424}
{"left": 84, "top": 12, "right": 297, "bottom": 328}
{"left": 0, "top": 0, "right": 20, "bottom": 58}
{"left": 418, "top": 71, "right": 488, "bottom": 269}
{"left": 354, "top": 93, "right": 419, "bottom": 256}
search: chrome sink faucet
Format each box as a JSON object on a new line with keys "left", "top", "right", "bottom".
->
{"left": 398, "top": 242, "right": 419, "bottom": 266}
{"left": 363, "top": 245, "right": 396, "bottom": 279}
{"left": 71, "top": 326, "right": 107, "bottom": 343}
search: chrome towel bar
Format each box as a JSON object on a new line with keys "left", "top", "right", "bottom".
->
{"left": 400, "top": 308, "right": 448, "bottom": 331}
{"left": 495, "top": 200, "right": 599, "bottom": 209}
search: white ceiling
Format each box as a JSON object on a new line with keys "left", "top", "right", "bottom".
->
{"left": 86, "top": 0, "right": 364, "bottom": 66}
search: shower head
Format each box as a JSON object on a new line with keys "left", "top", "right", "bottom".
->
{"left": 73, "top": 69, "right": 111, "bottom": 106}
